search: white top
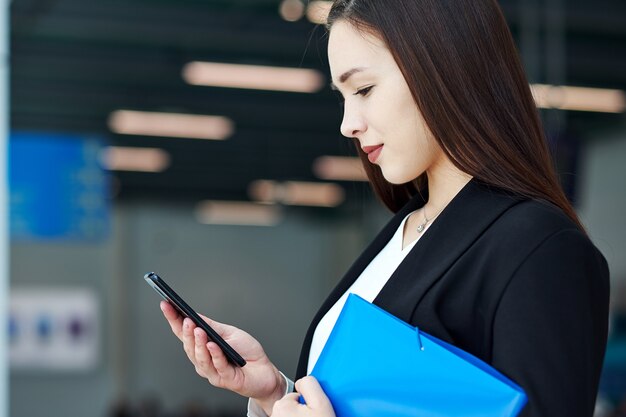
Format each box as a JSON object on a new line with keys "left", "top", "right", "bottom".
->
{"left": 306, "top": 209, "right": 423, "bottom": 374}
{"left": 248, "top": 208, "right": 433, "bottom": 417}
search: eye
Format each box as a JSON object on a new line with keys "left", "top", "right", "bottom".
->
{"left": 354, "top": 85, "right": 374, "bottom": 97}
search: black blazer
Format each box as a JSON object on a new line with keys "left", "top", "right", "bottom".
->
{"left": 296, "top": 178, "right": 610, "bottom": 417}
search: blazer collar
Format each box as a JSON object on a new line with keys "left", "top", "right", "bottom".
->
{"left": 373, "top": 179, "right": 522, "bottom": 320}
{"left": 295, "top": 178, "right": 522, "bottom": 379}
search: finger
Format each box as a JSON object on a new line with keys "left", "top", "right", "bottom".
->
{"left": 272, "top": 393, "right": 303, "bottom": 417}
{"left": 160, "top": 300, "right": 180, "bottom": 320}
{"left": 194, "top": 327, "right": 218, "bottom": 378}
{"left": 207, "top": 341, "right": 234, "bottom": 378}
{"left": 160, "top": 301, "right": 184, "bottom": 341}
{"left": 295, "top": 376, "right": 332, "bottom": 410}
{"left": 198, "top": 314, "right": 233, "bottom": 338}
{"left": 281, "top": 393, "right": 302, "bottom": 403}
{"left": 181, "top": 317, "right": 198, "bottom": 363}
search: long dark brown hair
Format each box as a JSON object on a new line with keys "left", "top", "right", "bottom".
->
{"left": 327, "top": 0, "right": 585, "bottom": 231}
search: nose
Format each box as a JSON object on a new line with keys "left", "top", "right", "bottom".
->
{"left": 339, "top": 105, "right": 367, "bottom": 139}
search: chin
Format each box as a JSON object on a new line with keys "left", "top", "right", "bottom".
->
{"left": 380, "top": 168, "right": 416, "bottom": 185}
{"left": 382, "top": 170, "right": 415, "bottom": 185}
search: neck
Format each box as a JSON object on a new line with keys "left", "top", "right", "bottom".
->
{"left": 425, "top": 159, "right": 473, "bottom": 213}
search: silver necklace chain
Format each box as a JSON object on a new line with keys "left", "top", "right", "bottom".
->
{"left": 416, "top": 205, "right": 444, "bottom": 233}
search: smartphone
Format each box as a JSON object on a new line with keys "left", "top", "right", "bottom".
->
{"left": 144, "top": 271, "right": 246, "bottom": 367}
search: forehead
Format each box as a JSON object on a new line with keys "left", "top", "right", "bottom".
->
{"left": 327, "top": 21, "right": 393, "bottom": 79}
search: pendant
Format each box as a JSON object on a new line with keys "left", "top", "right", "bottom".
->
{"left": 417, "top": 223, "right": 426, "bottom": 233}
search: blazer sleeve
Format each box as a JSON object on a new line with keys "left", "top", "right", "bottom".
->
{"left": 491, "top": 229, "right": 610, "bottom": 417}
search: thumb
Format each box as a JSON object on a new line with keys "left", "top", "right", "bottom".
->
{"left": 295, "top": 376, "right": 332, "bottom": 411}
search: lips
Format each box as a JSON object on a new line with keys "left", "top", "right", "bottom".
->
{"left": 362, "top": 144, "right": 383, "bottom": 163}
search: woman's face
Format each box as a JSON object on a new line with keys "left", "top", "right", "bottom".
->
{"left": 328, "top": 21, "right": 445, "bottom": 184}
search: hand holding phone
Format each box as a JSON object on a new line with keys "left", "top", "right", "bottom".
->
{"left": 144, "top": 272, "right": 246, "bottom": 367}
{"left": 148, "top": 271, "right": 289, "bottom": 412}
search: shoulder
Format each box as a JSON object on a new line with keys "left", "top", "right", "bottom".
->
{"left": 485, "top": 197, "right": 609, "bottom": 294}
{"left": 484, "top": 196, "right": 590, "bottom": 253}
{"left": 483, "top": 198, "right": 610, "bottom": 338}
{"left": 492, "top": 204, "right": 610, "bottom": 337}
{"left": 495, "top": 197, "right": 578, "bottom": 239}
{"left": 474, "top": 194, "right": 608, "bottom": 281}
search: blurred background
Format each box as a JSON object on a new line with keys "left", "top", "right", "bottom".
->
{"left": 3, "top": 0, "right": 626, "bottom": 416}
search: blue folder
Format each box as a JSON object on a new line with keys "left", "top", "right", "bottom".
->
{"left": 308, "top": 294, "right": 527, "bottom": 417}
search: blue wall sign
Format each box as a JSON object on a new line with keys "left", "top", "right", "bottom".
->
{"left": 9, "top": 131, "right": 110, "bottom": 241}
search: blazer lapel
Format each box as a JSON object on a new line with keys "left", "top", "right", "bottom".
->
{"left": 295, "top": 188, "right": 427, "bottom": 379}
{"left": 373, "top": 179, "right": 522, "bottom": 323}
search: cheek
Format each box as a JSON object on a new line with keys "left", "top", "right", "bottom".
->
{"left": 382, "top": 125, "right": 438, "bottom": 183}
{"left": 396, "top": 107, "right": 431, "bottom": 152}
{"left": 406, "top": 106, "right": 435, "bottom": 153}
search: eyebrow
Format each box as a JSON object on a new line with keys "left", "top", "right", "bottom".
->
{"left": 330, "top": 67, "right": 367, "bottom": 90}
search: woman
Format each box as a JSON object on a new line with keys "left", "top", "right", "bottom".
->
{"left": 161, "top": 1, "right": 610, "bottom": 416}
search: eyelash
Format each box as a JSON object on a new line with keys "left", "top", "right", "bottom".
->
{"left": 354, "top": 85, "right": 374, "bottom": 97}
{"left": 335, "top": 85, "right": 374, "bottom": 108}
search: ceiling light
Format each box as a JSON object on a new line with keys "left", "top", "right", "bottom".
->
{"left": 306, "top": 1, "right": 332, "bottom": 25}
{"left": 249, "top": 180, "right": 345, "bottom": 207}
{"left": 195, "top": 201, "right": 282, "bottom": 226}
{"left": 248, "top": 180, "right": 278, "bottom": 204}
{"left": 182, "top": 62, "right": 325, "bottom": 93}
{"left": 108, "top": 110, "right": 234, "bottom": 140}
{"left": 99, "top": 146, "right": 170, "bottom": 172}
{"left": 313, "top": 156, "right": 368, "bottom": 181}
{"left": 279, "top": 0, "right": 305, "bottom": 22}
{"left": 531, "top": 84, "right": 625, "bottom": 113}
